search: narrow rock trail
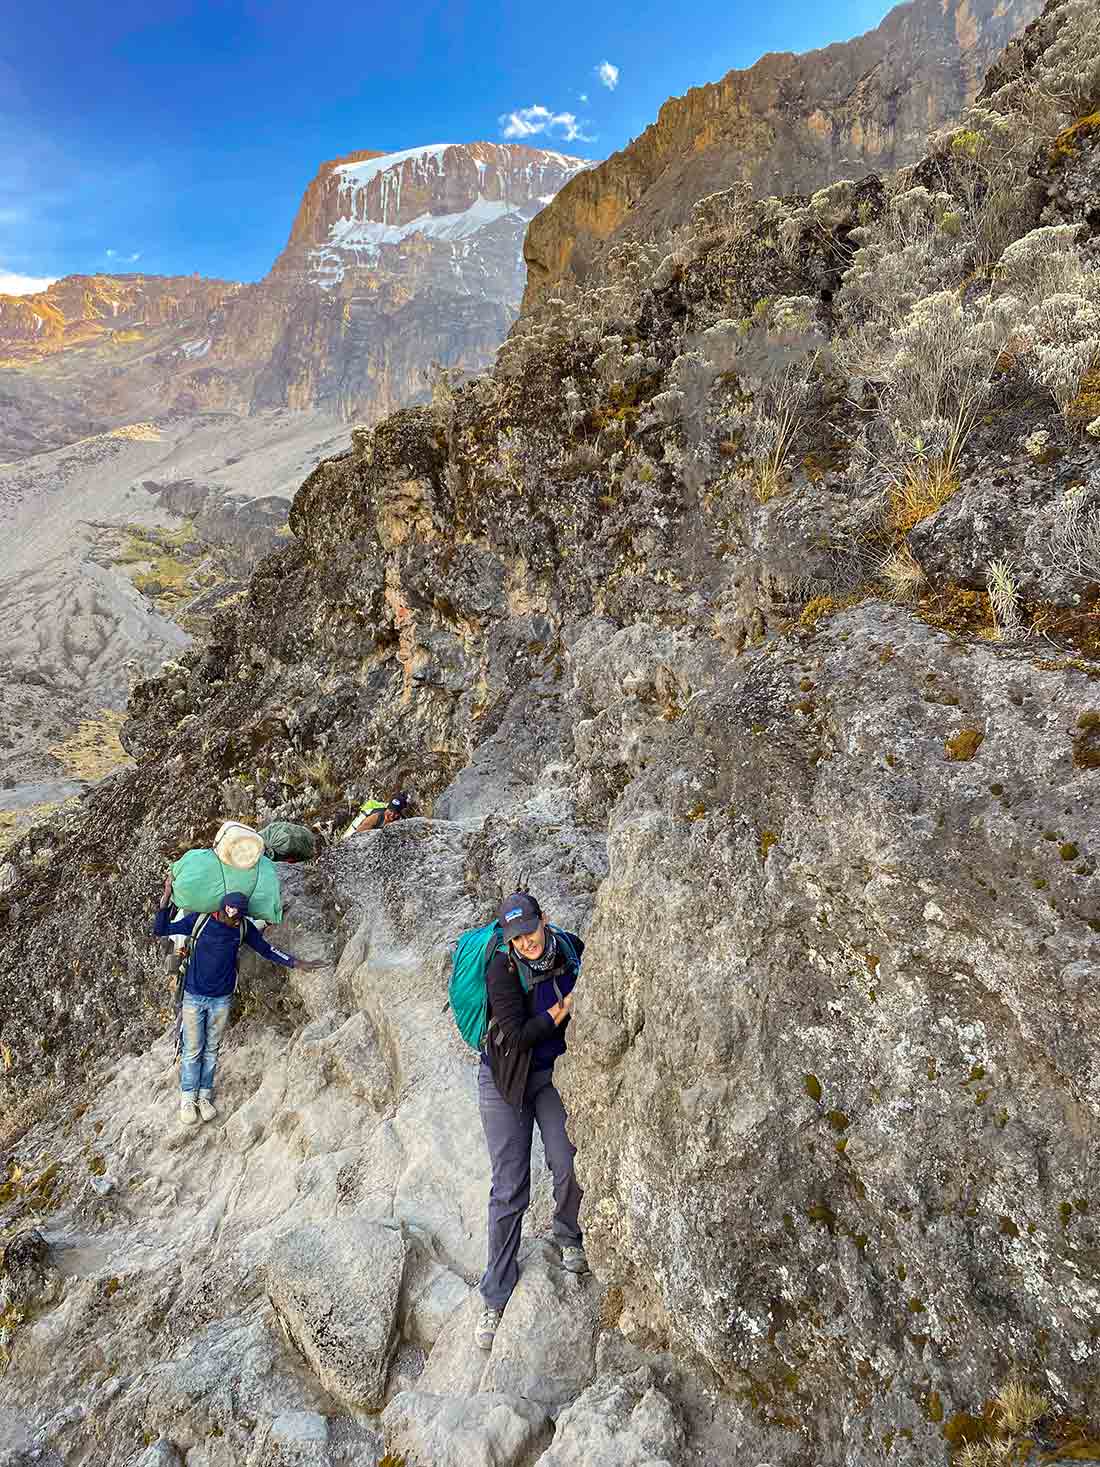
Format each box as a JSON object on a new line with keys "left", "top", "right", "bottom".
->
{"left": 1, "top": 822, "right": 691, "bottom": 1467}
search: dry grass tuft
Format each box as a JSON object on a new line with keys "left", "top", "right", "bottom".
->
{"left": 953, "top": 1374, "right": 1051, "bottom": 1466}
{"left": 987, "top": 558, "right": 1023, "bottom": 640}
{"left": 994, "top": 1376, "right": 1049, "bottom": 1435}
{"left": 299, "top": 753, "right": 340, "bottom": 797}
{"left": 956, "top": 1441, "right": 1019, "bottom": 1467}
{"left": 49, "top": 711, "right": 131, "bottom": 782}
{"left": 887, "top": 458, "right": 960, "bottom": 533}
{"left": 107, "top": 421, "right": 160, "bottom": 442}
{"left": 881, "top": 542, "right": 926, "bottom": 599}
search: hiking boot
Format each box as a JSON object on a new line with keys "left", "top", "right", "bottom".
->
{"left": 474, "top": 1307, "right": 503, "bottom": 1350}
{"left": 180, "top": 1094, "right": 199, "bottom": 1126}
{"left": 197, "top": 1092, "right": 219, "bottom": 1122}
{"left": 560, "top": 1243, "right": 589, "bottom": 1275}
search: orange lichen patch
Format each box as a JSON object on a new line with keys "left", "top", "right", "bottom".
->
{"left": 1031, "top": 602, "right": 1100, "bottom": 661}
{"left": 1065, "top": 364, "right": 1100, "bottom": 427}
{"left": 1051, "top": 111, "right": 1100, "bottom": 163}
{"left": 917, "top": 583, "right": 995, "bottom": 639}
{"left": 797, "top": 588, "right": 871, "bottom": 628}
{"left": 946, "top": 727, "right": 985, "bottom": 762}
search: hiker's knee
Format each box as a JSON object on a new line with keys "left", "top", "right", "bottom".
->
{"left": 181, "top": 1006, "right": 204, "bottom": 1057}
{"left": 490, "top": 1176, "right": 531, "bottom": 1213}
{"left": 205, "top": 1003, "right": 231, "bottom": 1050}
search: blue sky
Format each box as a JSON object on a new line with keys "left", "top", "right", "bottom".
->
{"left": 0, "top": 0, "right": 895, "bottom": 292}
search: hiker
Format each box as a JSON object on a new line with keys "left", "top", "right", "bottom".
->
{"left": 342, "top": 790, "right": 411, "bottom": 839}
{"left": 475, "top": 891, "right": 587, "bottom": 1350}
{"left": 155, "top": 874, "right": 323, "bottom": 1125}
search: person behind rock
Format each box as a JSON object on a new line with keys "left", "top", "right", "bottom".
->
{"left": 155, "top": 875, "right": 323, "bottom": 1126}
{"left": 475, "top": 891, "right": 587, "bottom": 1351}
{"left": 341, "top": 790, "right": 411, "bottom": 840}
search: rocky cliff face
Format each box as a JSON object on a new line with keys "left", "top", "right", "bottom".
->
{"left": 2, "top": 1, "right": 1100, "bottom": 1463}
{"left": 523, "top": 0, "right": 1044, "bottom": 305}
{"left": 269, "top": 142, "right": 586, "bottom": 295}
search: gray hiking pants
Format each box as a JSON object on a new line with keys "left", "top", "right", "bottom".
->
{"left": 478, "top": 1064, "right": 583, "bottom": 1310}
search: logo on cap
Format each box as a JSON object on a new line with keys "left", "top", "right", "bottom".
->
{"left": 504, "top": 907, "right": 525, "bottom": 922}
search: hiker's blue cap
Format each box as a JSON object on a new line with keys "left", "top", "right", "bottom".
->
{"left": 498, "top": 892, "right": 541, "bottom": 941}
{"left": 389, "top": 792, "right": 410, "bottom": 812}
{"left": 222, "top": 891, "right": 250, "bottom": 913}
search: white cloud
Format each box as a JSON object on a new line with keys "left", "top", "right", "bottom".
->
{"left": 0, "top": 270, "right": 56, "bottom": 296}
{"left": 500, "top": 105, "right": 593, "bottom": 144}
{"left": 105, "top": 248, "right": 142, "bottom": 264}
{"left": 597, "top": 61, "right": 620, "bottom": 90}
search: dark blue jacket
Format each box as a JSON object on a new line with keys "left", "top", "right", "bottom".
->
{"left": 526, "top": 936, "right": 582, "bottom": 1069}
{"left": 482, "top": 928, "right": 584, "bottom": 1081}
{"left": 154, "top": 908, "right": 296, "bottom": 998}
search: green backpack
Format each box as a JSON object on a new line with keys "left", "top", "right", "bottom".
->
{"left": 259, "top": 821, "right": 316, "bottom": 862}
{"left": 447, "top": 921, "right": 506, "bottom": 1050}
{"left": 446, "top": 922, "right": 578, "bottom": 1051}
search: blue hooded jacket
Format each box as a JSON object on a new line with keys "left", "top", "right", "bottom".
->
{"left": 154, "top": 891, "right": 296, "bottom": 999}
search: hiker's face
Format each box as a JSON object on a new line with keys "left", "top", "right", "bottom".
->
{"left": 223, "top": 905, "right": 241, "bottom": 923}
{"left": 512, "top": 920, "right": 546, "bottom": 962}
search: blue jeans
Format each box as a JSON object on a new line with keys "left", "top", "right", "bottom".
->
{"left": 180, "top": 993, "right": 232, "bottom": 1095}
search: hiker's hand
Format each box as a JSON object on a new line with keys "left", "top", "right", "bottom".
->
{"left": 295, "top": 958, "right": 325, "bottom": 973}
{"left": 550, "top": 994, "right": 575, "bottom": 1025}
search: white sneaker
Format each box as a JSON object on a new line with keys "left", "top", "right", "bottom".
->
{"left": 474, "top": 1307, "right": 503, "bottom": 1350}
{"left": 197, "top": 1093, "right": 219, "bottom": 1122}
{"left": 180, "top": 1095, "right": 199, "bottom": 1125}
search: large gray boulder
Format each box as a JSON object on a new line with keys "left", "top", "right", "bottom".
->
{"left": 265, "top": 1219, "right": 406, "bottom": 1409}
{"left": 534, "top": 1367, "right": 686, "bottom": 1466}
{"left": 479, "top": 1242, "right": 601, "bottom": 1410}
{"left": 417, "top": 1291, "right": 491, "bottom": 1397}
{"left": 566, "top": 600, "right": 1100, "bottom": 1459}
{"left": 381, "top": 1391, "right": 551, "bottom": 1467}
{"left": 416, "top": 1243, "right": 599, "bottom": 1410}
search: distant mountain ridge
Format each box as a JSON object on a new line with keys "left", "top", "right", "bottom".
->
{"left": 0, "top": 142, "right": 588, "bottom": 460}
{"left": 0, "top": 274, "right": 238, "bottom": 366}
{"left": 523, "top": 0, "right": 1045, "bottom": 305}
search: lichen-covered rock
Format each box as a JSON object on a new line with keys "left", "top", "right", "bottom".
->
{"left": 565, "top": 599, "right": 1100, "bottom": 1458}
{"left": 0, "top": 1230, "right": 61, "bottom": 1356}
{"left": 265, "top": 1219, "right": 406, "bottom": 1409}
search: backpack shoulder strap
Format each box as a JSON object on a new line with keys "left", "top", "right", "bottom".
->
{"left": 548, "top": 926, "right": 580, "bottom": 1005}
{"left": 552, "top": 927, "right": 580, "bottom": 970}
